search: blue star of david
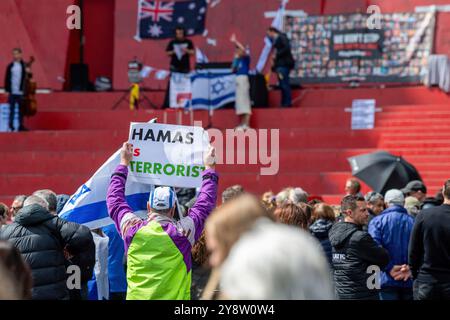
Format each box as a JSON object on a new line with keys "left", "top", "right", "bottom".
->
{"left": 211, "top": 79, "right": 226, "bottom": 95}
{"left": 69, "top": 184, "right": 91, "bottom": 205}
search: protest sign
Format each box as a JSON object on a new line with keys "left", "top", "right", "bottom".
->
{"left": 351, "top": 99, "right": 376, "bottom": 130}
{"left": 128, "top": 122, "right": 209, "bottom": 188}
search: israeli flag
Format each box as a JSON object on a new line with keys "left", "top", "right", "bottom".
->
{"left": 190, "top": 69, "right": 236, "bottom": 110}
{"left": 59, "top": 120, "right": 157, "bottom": 230}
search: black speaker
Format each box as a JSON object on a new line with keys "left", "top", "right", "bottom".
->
{"left": 70, "top": 63, "right": 89, "bottom": 91}
{"left": 249, "top": 74, "right": 268, "bottom": 108}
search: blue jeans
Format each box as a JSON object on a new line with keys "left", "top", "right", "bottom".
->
{"left": 8, "top": 94, "right": 24, "bottom": 130}
{"left": 379, "top": 287, "right": 413, "bottom": 300}
{"left": 276, "top": 67, "right": 292, "bottom": 107}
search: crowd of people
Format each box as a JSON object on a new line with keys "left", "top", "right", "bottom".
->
{"left": 0, "top": 143, "right": 449, "bottom": 300}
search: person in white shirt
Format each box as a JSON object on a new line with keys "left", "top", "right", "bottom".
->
{"left": 4, "top": 48, "right": 26, "bottom": 131}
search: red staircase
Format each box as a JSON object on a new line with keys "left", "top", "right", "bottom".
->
{"left": 0, "top": 86, "right": 449, "bottom": 206}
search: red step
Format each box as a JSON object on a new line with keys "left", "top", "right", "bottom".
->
{"left": 35, "top": 92, "right": 165, "bottom": 111}
{"left": 24, "top": 107, "right": 450, "bottom": 131}
{"left": 33, "top": 87, "right": 450, "bottom": 111}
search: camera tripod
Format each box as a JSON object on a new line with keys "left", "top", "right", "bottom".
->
{"left": 111, "top": 84, "right": 159, "bottom": 110}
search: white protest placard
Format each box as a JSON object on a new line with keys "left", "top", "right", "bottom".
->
{"left": 351, "top": 99, "right": 376, "bottom": 130}
{"left": 127, "top": 122, "right": 209, "bottom": 188}
{"left": 170, "top": 72, "right": 192, "bottom": 108}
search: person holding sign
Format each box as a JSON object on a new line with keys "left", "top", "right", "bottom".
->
{"left": 106, "top": 142, "right": 218, "bottom": 300}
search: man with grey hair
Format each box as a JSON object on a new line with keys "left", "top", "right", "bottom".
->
{"left": 33, "top": 189, "right": 57, "bottom": 215}
{"left": 220, "top": 218, "right": 335, "bottom": 300}
{"left": 9, "top": 195, "right": 27, "bottom": 219}
{"left": 0, "top": 194, "right": 95, "bottom": 300}
{"left": 23, "top": 195, "right": 49, "bottom": 209}
{"left": 363, "top": 191, "right": 385, "bottom": 230}
{"left": 368, "top": 189, "right": 414, "bottom": 300}
{"left": 289, "top": 187, "right": 308, "bottom": 204}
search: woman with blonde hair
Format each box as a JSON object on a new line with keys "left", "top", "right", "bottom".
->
{"left": 202, "top": 194, "right": 274, "bottom": 299}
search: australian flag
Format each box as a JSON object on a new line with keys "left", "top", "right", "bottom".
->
{"left": 137, "top": 0, "right": 207, "bottom": 40}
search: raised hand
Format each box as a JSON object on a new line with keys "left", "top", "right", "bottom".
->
{"left": 120, "top": 142, "right": 133, "bottom": 166}
{"left": 204, "top": 145, "right": 216, "bottom": 170}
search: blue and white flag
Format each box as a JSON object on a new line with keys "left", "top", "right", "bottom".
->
{"left": 136, "top": 0, "right": 207, "bottom": 40}
{"left": 195, "top": 48, "right": 209, "bottom": 64}
{"left": 190, "top": 69, "right": 236, "bottom": 110}
{"left": 59, "top": 120, "right": 157, "bottom": 230}
{"left": 255, "top": 0, "right": 288, "bottom": 73}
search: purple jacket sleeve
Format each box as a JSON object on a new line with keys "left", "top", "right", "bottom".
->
{"left": 106, "top": 165, "right": 134, "bottom": 236}
{"left": 188, "top": 168, "right": 219, "bottom": 241}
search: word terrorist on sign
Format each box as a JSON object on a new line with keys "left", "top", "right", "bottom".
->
{"left": 129, "top": 161, "right": 205, "bottom": 178}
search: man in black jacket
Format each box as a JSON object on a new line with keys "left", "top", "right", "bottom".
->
{"left": 0, "top": 195, "right": 95, "bottom": 300}
{"left": 267, "top": 27, "right": 295, "bottom": 108}
{"left": 4, "top": 48, "right": 27, "bottom": 131}
{"left": 409, "top": 179, "right": 450, "bottom": 300}
{"left": 329, "top": 195, "right": 389, "bottom": 300}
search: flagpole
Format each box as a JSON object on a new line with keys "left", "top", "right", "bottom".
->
{"left": 135, "top": 0, "right": 143, "bottom": 41}
{"left": 206, "top": 69, "right": 213, "bottom": 129}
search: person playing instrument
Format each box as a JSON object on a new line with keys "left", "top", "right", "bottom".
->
{"left": 4, "top": 48, "right": 28, "bottom": 131}
{"left": 230, "top": 34, "right": 252, "bottom": 131}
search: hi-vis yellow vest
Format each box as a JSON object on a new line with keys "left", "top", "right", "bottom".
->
{"left": 126, "top": 220, "right": 191, "bottom": 300}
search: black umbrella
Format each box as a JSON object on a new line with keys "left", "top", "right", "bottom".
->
{"left": 348, "top": 151, "right": 422, "bottom": 195}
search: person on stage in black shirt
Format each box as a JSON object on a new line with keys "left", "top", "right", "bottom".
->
{"left": 166, "top": 26, "right": 195, "bottom": 73}
{"left": 163, "top": 27, "right": 194, "bottom": 108}
{"left": 4, "top": 48, "right": 27, "bottom": 131}
{"left": 267, "top": 27, "right": 295, "bottom": 108}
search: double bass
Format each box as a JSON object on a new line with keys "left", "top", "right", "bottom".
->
{"left": 22, "top": 56, "right": 37, "bottom": 117}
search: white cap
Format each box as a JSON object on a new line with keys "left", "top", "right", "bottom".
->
{"left": 149, "top": 187, "right": 176, "bottom": 210}
{"left": 384, "top": 189, "right": 405, "bottom": 206}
